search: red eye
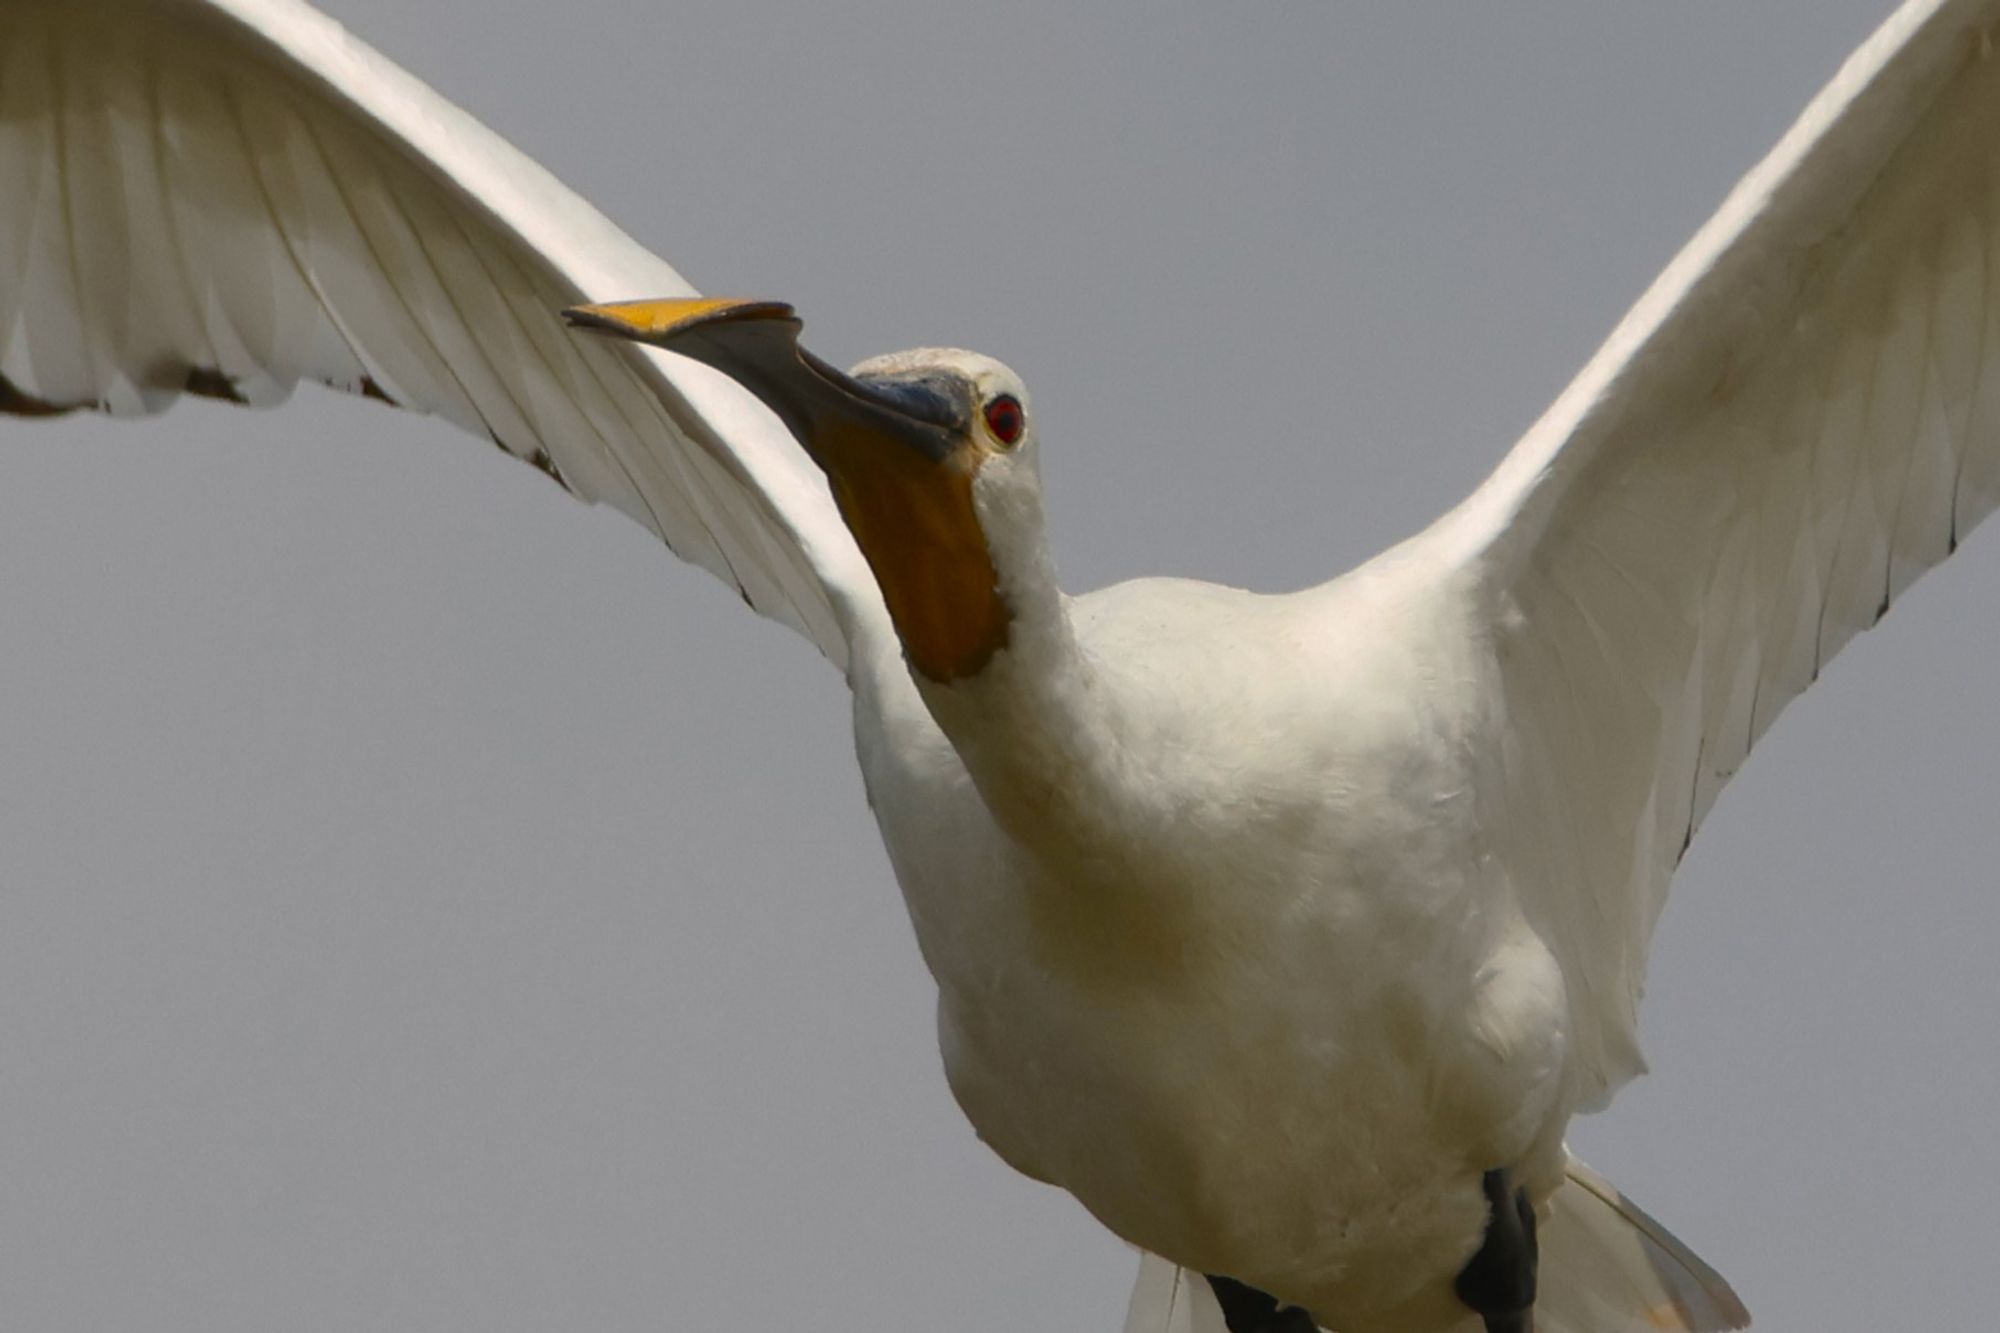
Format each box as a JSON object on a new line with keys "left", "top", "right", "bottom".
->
{"left": 984, "top": 394, "right": 1025, "bottom": 447}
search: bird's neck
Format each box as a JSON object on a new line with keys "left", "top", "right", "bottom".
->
{"left": 910, "top": 543, "right": 1151, "bottom": 874}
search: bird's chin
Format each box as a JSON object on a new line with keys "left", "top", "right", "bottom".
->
{"left": 818, "top": 442, "right": 1012, "bottom": 683}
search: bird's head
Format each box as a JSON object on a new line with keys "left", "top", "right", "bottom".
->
{"left": 565, "top": 297, "right": 1045, "bottom": 684}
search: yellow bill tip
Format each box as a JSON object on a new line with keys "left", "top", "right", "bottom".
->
{"left": 561, "top": 296, "right": 797, "bottom": 344}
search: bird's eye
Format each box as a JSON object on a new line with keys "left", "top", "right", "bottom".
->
{"left": 984, "top": 394, "right": 1025, "bottom": 447}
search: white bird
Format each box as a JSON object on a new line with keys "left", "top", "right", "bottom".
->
{"left": 4, "top": 0, "right": 1997, "bottom": 1329}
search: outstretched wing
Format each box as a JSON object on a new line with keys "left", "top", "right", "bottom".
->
{"left": 0, "top": 0, "right": 872, "bottom": 666}
{"left": 1435, "top": 0, "right": 2000, "bottom": 1100}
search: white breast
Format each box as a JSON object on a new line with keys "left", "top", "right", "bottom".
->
{"left": 847, "top": 568, "right": 1570, "bottom": 1328}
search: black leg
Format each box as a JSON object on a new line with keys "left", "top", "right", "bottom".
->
{"left": 1204, "top": 1274, "right": 1319, "bottom": 1333}
{"left": 1453, "top": 1167, "right": 1538, "bottom": 1333}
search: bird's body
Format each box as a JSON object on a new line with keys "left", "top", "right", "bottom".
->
{"left": 7, "top": 0, "right": 2000, "bottom": 1327}
{"left": 857, "top": 550, "right": 1569, "bottom": 1330}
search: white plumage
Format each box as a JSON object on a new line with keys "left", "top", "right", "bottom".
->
{"left": 1448, "top": 5, "right": 2000, "bottom": 1105}
{"left": 0, "top": 0, "right": 863, "bottom": 658}
{"left": 4, "top": 0, "right": 1999, "bottom": 1329}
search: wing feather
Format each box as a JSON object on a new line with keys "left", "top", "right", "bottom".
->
{"left": 1436, "top": 0, "right": 2000, "bottom": 1099}
{"left": 0, "top": 0, "right": 871, "bottom": 666}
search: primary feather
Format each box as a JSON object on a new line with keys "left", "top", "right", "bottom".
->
{"left": 0, "top": 0, "right": 870, "bottom": 665}
{"left": 1438, "top": 0, "right": 2000, "bottom": 1105}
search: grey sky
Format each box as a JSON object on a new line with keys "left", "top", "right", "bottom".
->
{"left": 2, "top": 2, "right": 1993, "bottom": 1329}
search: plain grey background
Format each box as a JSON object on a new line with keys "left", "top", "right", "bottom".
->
{"left": 2, "top": 2, "right": 1994, "bottom": 1329}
